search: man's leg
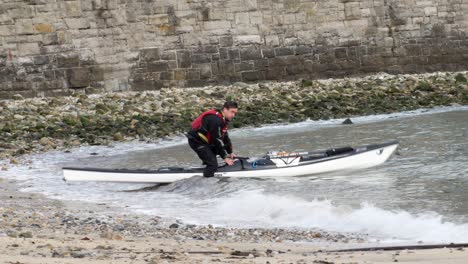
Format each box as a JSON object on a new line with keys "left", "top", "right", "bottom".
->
{"left": 188, "top": 139, "right": 218, "bottom": 177}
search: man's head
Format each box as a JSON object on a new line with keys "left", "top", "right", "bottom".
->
{"left": 221, "top": 101, "right": 238, "bottom": 121}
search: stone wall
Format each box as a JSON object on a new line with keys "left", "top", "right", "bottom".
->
{"left": 0, "top": 0, "right": 467, "bottom": 99}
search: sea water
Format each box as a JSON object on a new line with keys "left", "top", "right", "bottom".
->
{"left": 3, "top": 106, "right": 468, "bottom": 244}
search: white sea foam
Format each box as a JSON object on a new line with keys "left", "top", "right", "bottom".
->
{"left": 188, "top": 190, "right": 468, "bottom": 244}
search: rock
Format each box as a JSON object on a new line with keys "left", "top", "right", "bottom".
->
{"left": 342, "top": 118, "right": 353, "bottom": 125}
{"left": 7, "top": 232, "right": 18, "bottom": 238}
{"left": 233, "top": 82, "right": 249, "bottom": 88}
{"left": 13, "top": 94, "right": 24, "bottom": 100}
{"left": 18, "top": 231, "right": 33, "bottom": 238}
{"left": 113, "top": 132, "right": 124, "bottom": 141}
{"left": 71, "top": 251, "right": 90, "bottom": 258}
{"left": 51, "top": 251, "right": 64, "bottom": 258}
{"left": 174, "top": 235, "right": 185, "bottom": 241}
{"left": 169, "top": 223, "right": 179, "bottom": 229}
{"left": 100, "top": 231, "right": 123, "bottom": 240}
{"left": 39, "top": 137, "right": 53, "bottom": 146}
{"left": 301, "top": 79, "right": 314, "bottom": 87}
{"left": 14, "top": 114, "right": 25, "bottom": 120}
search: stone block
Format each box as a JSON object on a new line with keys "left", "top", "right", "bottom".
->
{"left": 250, "top": 12, "right": 263, "bottom": 24}
{"left": 424, "top": 6, "right": 437, "bottom": 16}
{"left": 295, "top": 45, "right": 312, "bottom": 55}
{"left": 65, "top": 1, "right": 82, "bottom": 17}
{"left": 235, "top": 12, "right": 250, "bottom": 25}
{"left": 405, "top": 45, "right": 422, "bottom": 56}
{"left": 275, "top": 47, "right": 294, "bottom": 56}
{"left": 344, "top": 2, "right": 361, "bottom": 20}
{"left": 33, "top": 55, "right": 50, "bottom": 65}
{"left": 0, "top": 25, "right": 14, "bottom": 36}
{"left": 161, "top": 51, "right": 176, "bottom": 61}
{"left": 334, "top": 48, "right": 348, "bottom": 59}
{"left": 148, "top": 14, "right": 169, "bottom": 25}
{"left": 235, "top": 35, "right": 262, "bottom": 45}
{"left": 240, "top": 48, "right": 262, "bottom": 60}
{"left": 203, "top": 20, "right": 231, "bottom": 31}
{"left": 242, "top": 71, "right": 265, "bottom": 82}
{"left": 65, "top": 18, "right": 90, "bottom": 29}
{"left": 191, "top": 54, "right": 211, "bottom": 64}
{"left": 235, "top": 62, "right": 254, "bottom": 71}
{"left": 12, "top": 82, "right": 33, "bottom": 91}
{"left": 0, "top": 80, "right": 12, "bottom": 91}
{"left": 173, "top": 69, "right": 186, "bottom": 80}
{"left": 228, "top": 49, "right": 240, "bottom": 60}
{"left": 140, "top": 48, "right": 160, "bottom": 61}
{"left": 105, "top": 0, "right": 119, "bottom": 10}
{"left": 218, "top": 60, "right": 236, "bottom": 74}
{"left": 197, "top": 64, "right": 212, "bottom": 79}
{"left": 132, "top": 80, "right": 156, "bottom": 91}
{"left": 264, "top": 35, "right": 280, "bottom": 46}
{"left": 159, "top": 71, "right": 175, "bottom": 80}
{"left": 219, "top": 48, "right": 229, "bottom": 60}
{"left": 241, "top": 0, "right": 256, "bottom": 10}
{"left": 176, "top": 50, "right": 191, "bottom": 68}
{"left": 88, "top": 66, "right": 105, "bottom": 81}
{"left": 204, "top": 45, "right": 218, "bottom": 54}
{"left": 265, "top": 66, "right": 285, "bottom": 80}
{"left": 15, "top": 19, "right": 34, "bottom": 35}
{"left": 17, "top": 42, "right": 40, "bottom": 56}
{"left": 148, "top": 61, "right": 169, "bottom": 72}
{"left": 187, "top": 80, "right": 208, "bottom": 87}
{"left": 187, "top": 69, "right": 200, "bottom": 80}
{"left": 9, "top": 6, "right": 34, "bottom": 19}
{"left": 34, "top": 23, "right": 54, "bottom": 33}
{"left": 35, "top": 80, "right": 66, "bottom": 91}
{"left": 67, "top": 68, "right": 90, "bottom": 88}
{"left": 254, "top": 59, "right": 269, "bottom": 69}
{"left": 219, "top": 35, "right": 233, "bottom": 47}
{"left": 261, "top": 49, "right": 275, "bottom": 58}
{"left": 57, "top": 54, "right": 80, "bottom": 68}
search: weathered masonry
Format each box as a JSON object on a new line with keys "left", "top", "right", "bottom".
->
{"left": 0, "top": 0, "right": 467, "bottom": 98}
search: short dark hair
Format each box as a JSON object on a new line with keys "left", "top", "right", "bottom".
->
{"left": 223, "top": 101, "right": 238, "bottom": 109}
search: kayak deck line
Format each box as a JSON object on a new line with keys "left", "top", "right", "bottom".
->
{"left": 62, "top": 140, "right": 399, "bottom": 183}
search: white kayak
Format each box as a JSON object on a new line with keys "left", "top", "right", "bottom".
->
{"left": 62, "top": 141, "right": 399, "bottom": 183}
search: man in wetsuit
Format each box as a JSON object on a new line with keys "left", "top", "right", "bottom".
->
{"left": 187, "top": 101, "right": 238, "bottom": 177}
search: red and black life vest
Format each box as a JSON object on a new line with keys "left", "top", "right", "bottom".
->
{"left": 191, "top": 109, "right": 228, "bottom": 144}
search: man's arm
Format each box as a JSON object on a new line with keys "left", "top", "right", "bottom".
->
{"left": 223, "top": 132, "right": 233, "bottom": 154}
{"left": 205, "top": 116, "right": 229, "bottom": 159}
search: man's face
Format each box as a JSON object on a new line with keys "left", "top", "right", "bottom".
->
{"left": 222, "top": 107, "right": 238, "bottom": 121}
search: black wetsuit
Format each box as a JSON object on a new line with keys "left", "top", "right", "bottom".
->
{"left": 187, "top": 114, "right": 233, "bottom": 177}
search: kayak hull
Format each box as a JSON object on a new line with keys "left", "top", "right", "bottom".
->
{"left": 63, "top": 141, "right": 398, "bottom": 183}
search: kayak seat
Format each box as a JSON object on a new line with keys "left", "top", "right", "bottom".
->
{"left": 299, "top": 153, "right": 328, "bottom": 161}
{"left": 326, "top": 147, "right": 354, "bottom": 156}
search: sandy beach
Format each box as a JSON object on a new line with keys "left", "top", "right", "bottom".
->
{"left": 1, "top": 176, "right": 467, "bottom": 264}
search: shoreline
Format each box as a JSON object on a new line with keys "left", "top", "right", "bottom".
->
{"left": 1, "top": 71, "right": 467, "bottom": 161}
{"left": 1, "top": 179, "right": 467, "bottom": 263}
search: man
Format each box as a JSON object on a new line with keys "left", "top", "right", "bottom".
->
{"left": 187, "top": 101, "right": 238, "bottom": 177}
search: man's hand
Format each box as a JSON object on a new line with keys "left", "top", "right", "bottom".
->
{"left": 224, "top": 158, "right": 234, "bottom": 166}
{"left": 229, "top": 153, "right": 236, "bottom": 159}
